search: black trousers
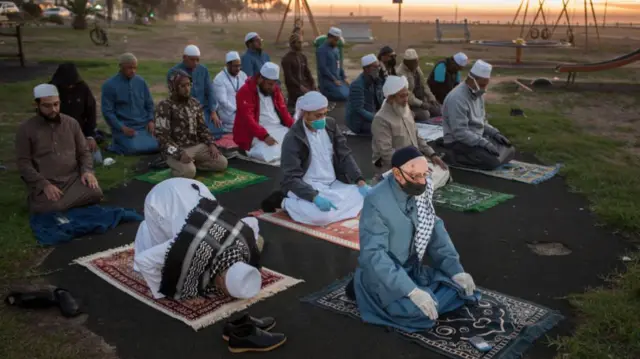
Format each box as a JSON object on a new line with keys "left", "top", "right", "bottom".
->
{"left": 443, "top": 137, "right": 515, "bottom": 171}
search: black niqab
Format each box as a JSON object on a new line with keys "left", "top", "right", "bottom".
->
{"left": 51, "top": 63, "right": 82, "bottom": 87}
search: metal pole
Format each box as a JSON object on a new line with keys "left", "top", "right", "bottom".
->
{"left": 583, "top": 0, "right": 588, "bottom": 51}
{"left": 397, "top": 3, "right": 402, "bottom": 49}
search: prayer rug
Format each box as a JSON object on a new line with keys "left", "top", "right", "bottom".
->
{"left": 213, "top": 133, "right": 239, "bottom": 150}
{"left": 75, "top": 244, "right": 303, "bottom": 331}
{"left": 302, "top": 276, "right": 563, "bottom": 359}
{"left": 250, "top": 210, "right": 360, "bottom": 250}
{"left": 234, "top": 153, "right": 281, "bottom": 167}
{"left": 452, "top": 160, "right": 561, "bottom": 185}
{"left": 416, "top": 123, "right": 444, "bottom": 142}
{"left": 434, "top": 183, "right": 514, "bottom": 212}
{"left": 134, "top": 167, "right": 267, "bottom": 193}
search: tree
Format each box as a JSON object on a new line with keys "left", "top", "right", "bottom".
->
{"left": 67, "top": 0, "right": 93, "bottom": 29}
{"left": 197, "top": 0, "right": 243, "bottom": 23}
{"left": 123, "top": 0, "right": 160, "bottom": 24}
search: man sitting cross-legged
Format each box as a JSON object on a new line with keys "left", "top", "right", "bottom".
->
{"left": 155, "top": 70, "right": 228, "bottom": 179}
{"left": 396, "top": 49, "right": 442, "bottom": 123}
{"left": 233, "top": 62, "right": 294, "bottom": 163}
{"left": 263, "top": 91, "right": 370, "bottom": 226}
{"left": 345, "top": 54, "right": 384, "bottom": 135}
{"left": 442, "top": 60, "right": 515, "bottom": 170}
{"left": 349, "top": 146, "right": 480, "bottom": 332}
{"left": 16, "top": 84, "right": 103, "bottom": 214}
{"left": 101, "top": 53, "right": 159, "bottom": 155}
{"left": 371, "top": 76, "right": 448, "bottom": 184}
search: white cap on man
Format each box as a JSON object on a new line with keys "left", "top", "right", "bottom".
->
{"left": 244, "top": 32, "right": 259, "bottom": 43}
{"left": 453, "top": 52, "right": 469, "bottom": 67}
{"left": 260, "top": 62, "right": 280, "bottom": 80}
{"left": 470, "top": 59, "right": 492, "bottom": 79}
{"left": 328, "top": 27, "right": 342, "bottom": 37}
{"left": 382, "top": 75, "right": 408, "bottom": 98}
{"left": 183, "top": 45, "right": 201, "bottom": 57}
{"left": 404, "top": 49, "right": 419, "bottom": 60}
{"left": 361, "top": 54, "right": 378, "bottom": 67}
{"left": 226, "top": 51, "right": 240, "bottom": 63}
{"left": 225, "top": 262, "right": 262, "bottom": 299}
{"left": 294, "top": 91, "right": 328, "bottom": 121}
{"left": 33, "top": 84, "right": 59, "bottom": 99}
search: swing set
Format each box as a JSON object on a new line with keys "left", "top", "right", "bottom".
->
{"left": 511, "top": 0, "right": 601, "bottom": 49}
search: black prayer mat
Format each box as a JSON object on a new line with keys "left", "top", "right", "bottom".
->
{"left": 301, "top": 275, "right": 563, "bottom": 359}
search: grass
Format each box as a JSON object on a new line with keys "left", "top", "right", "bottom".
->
{"left": 488, "top": 103, "right": 640, "bottom": 358}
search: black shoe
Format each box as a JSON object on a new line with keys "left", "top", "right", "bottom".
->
{"left": 54, "top": 288, "right": 81, "bottom": 318}
{"left": 227, "top": 324, "right": 286, "bottom": 353}
{"left": 223, "top": 313, "right": 276, "bottom": 341}
{"left": 4, "top": 290, "right": 57, "bottom": 309}
{"left": 260, "top": 190, "right": 285, "bottom": 213}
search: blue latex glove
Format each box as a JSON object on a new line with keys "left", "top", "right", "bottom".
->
{"left": 313, "top": 195, "right": 338, "bottom": 212}
{"left": 358, "top": 184, "right": 371, "bottom": 197}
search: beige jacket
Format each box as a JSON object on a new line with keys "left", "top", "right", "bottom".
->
{"left": 396, "top": 63, "right": 437, "bottom": 107}
{"left": 371, "top": 101, "right": 436, "bottom": 176}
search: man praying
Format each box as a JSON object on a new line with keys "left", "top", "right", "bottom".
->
{"left": 241, "top": 32, "right": 271, "bottom": 77}
{"left": 345, "top": 54, "right": 384, "bottom": 135}
{"left": 281, "top": 32, "right": 316, "bottom": 111}
{"left": 371, "top": 76, "right": 448, "bottom": 183}
{"left": 16, "top": 84, "right": 103, "bottom": 214}
{"left": 316, "top": 27, "right": 349, "bottom": 102}
{"left": 428, "top": 52, "right": 468, "bottom": 104}
{"left": 442, "top": 60, "right": 515, "bottom": 170}
{"left": 396, "top": 49, "right": 442, "bottom": 123}
{"left": 377, "top": 46, "right": 397, "bottom": 81}
{"left": 134, "top": 178, "right": 263, "bottom": 300}
{"left": 233, "top": 62, "right": 294, "bottom": 163}
{"left": 101, "top": 53, "right": 159, "bottom": 155}
{"left": 167, "top": 45, "right": 221, "bottom": 137}
{"left": 155, "top": 70, "right": 228, "bottom": 179}
{"left": 213, "top": 51, "right": 248, "bottom": 133}
{"left": 276, "top": 91, "right": 370, "bottom": 226}
{"left": 349, "top": 146, "right": 480, "bottom": 332}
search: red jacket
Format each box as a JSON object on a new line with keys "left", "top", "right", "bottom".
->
{"left": 232, "top": 76, "right": 294, "bottom": 151}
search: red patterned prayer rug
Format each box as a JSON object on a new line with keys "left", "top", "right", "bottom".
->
{"left": 75, "top": 244, "right": 303, "bottom": 331}
{"left": 250, "top": 210, "right": 360, "bottom": 250}
{"left": 214, "top": 133, "right": 239, "bottom": 150}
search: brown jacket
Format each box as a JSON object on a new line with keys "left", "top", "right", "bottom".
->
{"left": 281, "top": 50, "right": 316, "bottom": 106}
{"left": 15, "top": 113, "right": 93, "bottom": 193}
{"left": 396, "top": 63, "right": 437, "bottom": 107}
{"left": 371, "top": 101, "right": 435, "bottom": 176}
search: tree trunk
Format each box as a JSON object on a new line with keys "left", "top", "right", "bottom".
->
{"left": 106, "top": 0, "right": 113, "bottom": 25}
{"left": 72, "top": 15, "right": 87, "bottom": 29}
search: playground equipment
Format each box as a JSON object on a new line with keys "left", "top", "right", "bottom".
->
{"left": 338, "top": 21, "right": 374, "bottom": 43}
{"left": 0, "top": 16, "right": 25, "bottom": 67}
{"left": 469, "top": 39, "right": 571, "bottom": 67}
{"left": 435, "top": 19, "right": 470, "bottom": 43}
{"left": 511, "top": 0, "right": 600, "bottom": 49}
{"left": 275, "top": 0, "right": 320, "bottom": 44}
{"left": 556, "top": 48, "right": 640, "bottom": 84}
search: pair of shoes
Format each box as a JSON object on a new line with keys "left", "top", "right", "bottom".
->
{"left": 4, "top": 288, "right": 81, "bottom": 318}
{"left": 223, "top": 313, "right": 286, "bottom": 353}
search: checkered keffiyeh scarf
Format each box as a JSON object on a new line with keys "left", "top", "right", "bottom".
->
{"left": 159, "top": 198, "right": 261, "bottom": 300}
{"left": 413, "top": 176, "right": 436, "bottom": 261}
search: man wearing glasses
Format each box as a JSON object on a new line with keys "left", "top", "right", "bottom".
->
{"left": 348, "top": 146, "right": 480, "bottom": 332}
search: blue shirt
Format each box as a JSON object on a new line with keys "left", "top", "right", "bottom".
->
{"left": 167, "top": 63, "right": 217, "bottom": 117}
{"left": 241, "top": 49, "right": 271, "bottom": 77}
{"left": 101, "top": 73, "right": 154, "bottom": 131}
{"left": 316, "top": 42, "right": 345, "bottom": 84}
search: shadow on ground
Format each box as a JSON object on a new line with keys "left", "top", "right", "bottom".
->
{"left": 38, "top": 104, "right": 631, "bottom": 359}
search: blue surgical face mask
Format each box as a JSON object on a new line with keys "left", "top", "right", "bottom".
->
{"left": 311, "top": 118, "right": 326, "bottom": 130}
{"left": 469, "top": 75, "right": 486, "bottom": 97}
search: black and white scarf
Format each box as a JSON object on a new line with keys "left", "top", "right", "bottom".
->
{"left": 159, "top": 198, "right": 261, "bottom": 300}
{"left": 413, "top": 176, "right": 436, "bottom": 261}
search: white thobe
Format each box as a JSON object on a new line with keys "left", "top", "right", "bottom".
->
{"left": 246, "top": 91, "right": 290, "bottom": 163}
{"left": 212, "top": 69, "right": 248, "bottom": 132}
{"left": 282, "top": 126, "right": 363, "bottom": 226}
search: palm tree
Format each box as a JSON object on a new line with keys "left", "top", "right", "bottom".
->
{"left": 67, "top": 0, "right": 92, "bottom": 29}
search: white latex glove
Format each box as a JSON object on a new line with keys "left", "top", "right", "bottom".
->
{"left": 408, "top": 288, "right": 439, "bottom": 320}
{"left": 452, "top": 272, "right": 476, "bottom": 296}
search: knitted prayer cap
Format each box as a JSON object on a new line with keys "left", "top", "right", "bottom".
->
{"left": 391, "top": 146, "right": 423, "bottom": 168}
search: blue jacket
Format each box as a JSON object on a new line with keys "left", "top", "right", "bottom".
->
{"left": 241, "top": 49, "right": 271, "bottom": 77}
{"left": 101, "top": 73, "right": 154, "bottom": 130}
{"left": 345, "top": 73, "right": 383, "bottom": 130}
{"left": 167, "top": 63, "right": 217, "bottom": 119}
{"left": 353, "top": 176, "right": 477, "bottom": 332}
{"left": 316, "top": 42, "right": 345, "bottom": 87}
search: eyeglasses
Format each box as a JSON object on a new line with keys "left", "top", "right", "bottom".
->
{"left": 400, "top": 168, "right": 432, "bottom": 181}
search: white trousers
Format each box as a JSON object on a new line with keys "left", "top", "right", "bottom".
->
{"left": 283, "top": 180, "right": 363, "bottom": 226}
{"left": 247, "top": 125, "right": 289, "bottom": 163}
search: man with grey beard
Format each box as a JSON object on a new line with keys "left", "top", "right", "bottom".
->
{"left": 371, "top": 76, "right": 448, "bottom": 184}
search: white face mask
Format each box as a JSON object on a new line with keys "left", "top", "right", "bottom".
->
{"left": 469, "top": 75, "right": 486, "bottom": 97}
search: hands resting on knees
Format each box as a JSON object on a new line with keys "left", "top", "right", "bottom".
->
{"left": 313, "top": 195, "right": 337, "bottom": 212}
{"left": 452, "top": 272, "right": 477, "bottom": 296}
{"left": 408, "top": 288, "right": 439, "bottom": 320}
